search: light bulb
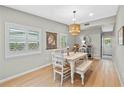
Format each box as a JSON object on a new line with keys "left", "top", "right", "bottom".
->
{"left": 72, "top": 18, "right": 76, "bottom": 21}
{"left": 89, "top": 13, "right": 94, "bottom": 17}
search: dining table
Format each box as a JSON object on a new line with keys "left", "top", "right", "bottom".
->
{"left": 64, "top": 52, "right": 88, "bottom": 84}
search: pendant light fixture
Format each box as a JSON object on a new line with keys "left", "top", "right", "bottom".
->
{"left": 69, "top": 11, "right": 80, "bottom": 35}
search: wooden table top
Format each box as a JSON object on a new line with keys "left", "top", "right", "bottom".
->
{"left": 64, "top": 52, "right": 87, "bottom": 61}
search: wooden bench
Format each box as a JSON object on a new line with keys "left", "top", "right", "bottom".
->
{"left": 75, "top": 60, "right": 93, "bottom": 85}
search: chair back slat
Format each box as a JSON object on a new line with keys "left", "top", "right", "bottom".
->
{"left": 51, "top": 51, "right": 65, "bottom": 68}
{"left": 54, "top": 53, "right": 64, "bottom": 67}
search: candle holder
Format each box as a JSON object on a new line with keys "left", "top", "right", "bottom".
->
{"left": 73, "top": 45, "right": 77, "bottom": 53}
{"left": 67, "top": 47, "right": 70, "bottom": 56}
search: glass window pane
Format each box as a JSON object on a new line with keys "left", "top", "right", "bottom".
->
{"left": 60, "top": 35, "right": 67, "bottom": 48}
{"left": 9, "top": 43, "right": 26, "bottom": 51}
{"left": 28, "top": 42, "right": 39, "bottom": 50}
{"left": 27, "top": 31, "right": 40, "bottom": 50}
{"left": 9, "top": 28, "right": 26, "bottom": 51}
{"left": 28, "top": 31, "right": 39, "bottom": 42}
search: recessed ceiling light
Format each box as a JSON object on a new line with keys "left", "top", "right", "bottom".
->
{"left": 89, "top": 13, "right": 94, "bottom": 17}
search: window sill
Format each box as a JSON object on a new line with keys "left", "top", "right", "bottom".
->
{"left": 5, "top": 51, "right": 42, "bottom": 59}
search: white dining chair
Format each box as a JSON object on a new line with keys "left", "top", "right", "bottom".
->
{"left": 52, "top": 53, "right": 70, "bottom": 86}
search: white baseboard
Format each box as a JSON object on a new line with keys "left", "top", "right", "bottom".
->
{"left": 0, "top": 63, "right": 51, "bottom": 83}
{"left": 113, "top": 62, "right": 124, "bottom": 86}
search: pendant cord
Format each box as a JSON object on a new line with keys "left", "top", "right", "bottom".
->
{"left": 73, "top": 11, "right": 76, "bottom": 24}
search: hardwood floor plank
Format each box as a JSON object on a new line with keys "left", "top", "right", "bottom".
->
{"left": 0, "top": 59, "right": 121, "bottom": 87}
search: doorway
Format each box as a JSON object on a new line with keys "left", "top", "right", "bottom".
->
{"left": 102, "top": 32, "right": 113, "bottom": 59}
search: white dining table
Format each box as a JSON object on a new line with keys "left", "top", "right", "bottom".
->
{"left": 64, "top": 52, "right": 88, "bottom": 84}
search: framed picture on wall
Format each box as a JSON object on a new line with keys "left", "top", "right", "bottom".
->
{"left": 118, "top": 26, "right": 124, "bottom": 45}
{"left": 46, "top": 32, "right": 57, "bottom": 49}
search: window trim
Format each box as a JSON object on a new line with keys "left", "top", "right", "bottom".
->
{"left": 5, "top": 22, "right": 42, "bottom": 58}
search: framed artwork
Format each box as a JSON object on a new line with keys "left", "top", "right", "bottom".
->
{"left": 60, "top": 33, "right": 68, "bottom": 48}
{"left": 118, "top": 26, "right": 124, "bottom": 45}
{"left": 46, "top": 32, "right": 57, "bottom": 49}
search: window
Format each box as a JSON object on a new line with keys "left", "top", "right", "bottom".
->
{"left": 27, "top": 31, "right": 39, "bottom": 50}
{"left": 9, "top": 28, "right": 26, "bottom": 51}
{"left": 60, "top": 33, "right": 68, "bottom": 48}
{"left": 104, "top": 38, "right": 112, "bottom": 46}
{"left": 5, "top": 23, "right": 41, "bottom": 58}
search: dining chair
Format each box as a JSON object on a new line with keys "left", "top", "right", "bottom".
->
{"left": 52, "top": 53, "right": 70, "bottom": 86}
{"left": 51, "top": 49, "right": 64, "bottom": 70}
{"left": 79, "top": 46, "right": 87, "bottom": 53}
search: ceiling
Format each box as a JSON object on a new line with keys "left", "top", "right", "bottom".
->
{"left": 5, "top": 5, "right": 118, "bottom": 25}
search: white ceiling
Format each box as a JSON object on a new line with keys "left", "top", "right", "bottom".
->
{"left": 5, "top": 5, "right": 118, "bottom": 24}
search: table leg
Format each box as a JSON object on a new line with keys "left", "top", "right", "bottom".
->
{"left": 81, "top": 73, "right": 84, "bottom": 85}
{"left": 70, "top": 61, "right": 75, "bottom": 84}
{"left": 85, "top": 54, "right": 88, "bottom": 62}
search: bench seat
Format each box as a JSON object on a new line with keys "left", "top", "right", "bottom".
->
{"left": 75, "top": 60, "right": 93, "bottom": 85}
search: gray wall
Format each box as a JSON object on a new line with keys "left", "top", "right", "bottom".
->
{"left": 113, "top": 6, "right": 124, "bottom": 84}
{"left": 76, "top": 27, "right": 102, "bottom": 58}
{"left": 0, "top": 6, "right": 74, "bottom": 80}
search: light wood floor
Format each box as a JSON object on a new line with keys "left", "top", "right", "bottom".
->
{"left": 0, "top": 59, "right": 121, "bottom": 87}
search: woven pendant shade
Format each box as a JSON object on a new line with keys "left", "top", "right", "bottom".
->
{"left": 69, "top": 24, "right": 80, "bottom": 35}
